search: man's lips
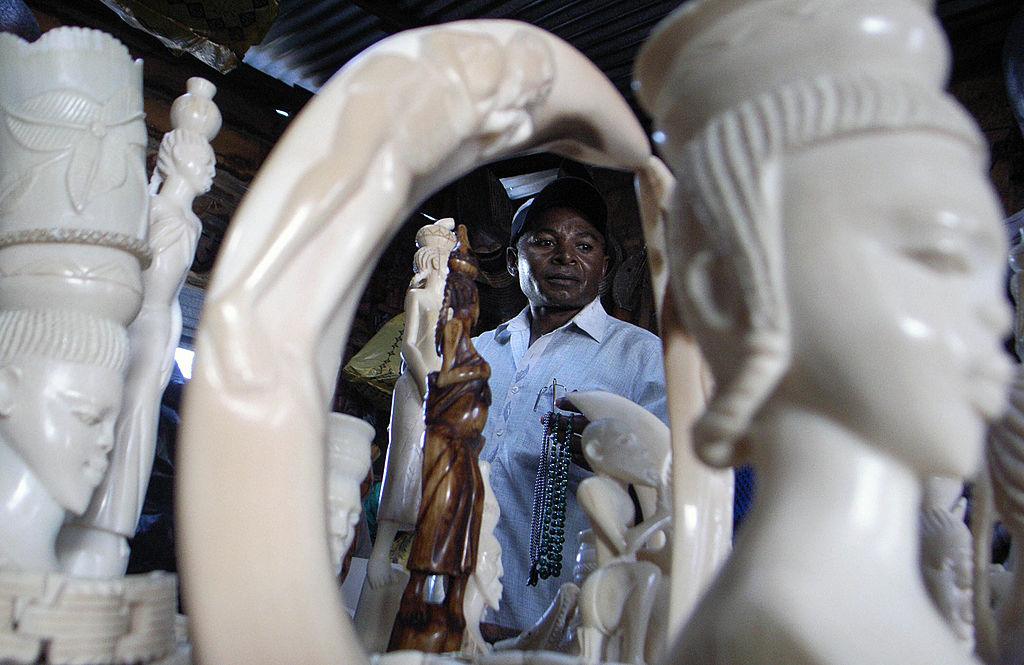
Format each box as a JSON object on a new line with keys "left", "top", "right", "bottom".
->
{"left": 545, "top": 273, "right": 580, "bottom": 285}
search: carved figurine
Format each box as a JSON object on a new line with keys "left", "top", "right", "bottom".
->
{"left": 987, "top": 368, "right": 1024, "bottom": 665}
{"left": 569, "top": 392, "right": 671, "bottom": 665}
{"left": 0, "top": 27, "right": 186, "bottom": 665}
{"left": 177, "top": 20, "right": 655, "bottom": 665}
{"left": 60, "top": 77, "right": 221, "bottom": 578}
{"left": 356, "top": 218, "right": 457, "bottom": 653}
{"left": 368, "top": 218, "right": 458, "bottom": 586}
{"left": 0, "top": 27, "right": 147, "bottom": 573}
{"left": 462, "top": 460, "right": 504, "bottom": 657}
{"left": 635, "top": 2, "right": 1013, "bottom": 664}
{"left": 919, "top": 477, "right": 974, "bottom": 651}
{"left": 326, "top": 412, "right": 374, "bottom": 575}
{"left": 1009, "top": 234, "right": 1024, "bottom": 360}
{"left": 389, "top": 225, "right": 490, "bottom": 653}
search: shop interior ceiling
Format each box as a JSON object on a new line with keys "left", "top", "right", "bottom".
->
{"left": 244, "top": 0, "right": 1019, "bottom": 119}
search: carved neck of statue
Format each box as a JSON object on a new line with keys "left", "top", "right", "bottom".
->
{"left": 744, "top": 401, "right": 924, "bottom": 576}
{"left": 0, "top": 442, "right": 65, "bottom": 570}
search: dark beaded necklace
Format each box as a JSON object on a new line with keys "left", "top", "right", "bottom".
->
{"left": 528, "top": 383, "right": 574, "bottom": 586}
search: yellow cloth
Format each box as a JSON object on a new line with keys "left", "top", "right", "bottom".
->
{"left": 342, "top": 313, "right": 405, "bottom": 410}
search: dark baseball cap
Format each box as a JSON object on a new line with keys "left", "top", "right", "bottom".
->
{"left": 510, "top": 177, "right": 608, "bottom": 246}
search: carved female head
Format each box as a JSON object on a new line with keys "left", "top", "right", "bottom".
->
{"left": 325, "top": 413, "right": 373, "bottom": 565}
{"left": 636, "top": 0, "right": 1011, "bottom": 476}
{"left": 411, "top": 218, "right": 456, "bottom": 290}
{"left": 0, "top": 309, "right": 127, "bottom": 514}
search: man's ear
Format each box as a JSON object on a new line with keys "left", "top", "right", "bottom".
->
{"left": 0, "top": 366, "right": 22, "bottom": 417}
{"left": 506, "top": 245, "right": 518, "bottom": 277}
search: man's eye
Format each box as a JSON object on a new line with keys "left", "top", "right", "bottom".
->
{"left": 577, "top": 243, "right": 593, "bottom": 252}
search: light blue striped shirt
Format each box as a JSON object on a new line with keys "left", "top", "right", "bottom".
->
{"left": 473, "top": 298, "right": 668, "bottom": 630}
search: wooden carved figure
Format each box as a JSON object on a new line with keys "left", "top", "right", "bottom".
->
{"left": 389, "top": 224, "right": 490, "bottom": 653}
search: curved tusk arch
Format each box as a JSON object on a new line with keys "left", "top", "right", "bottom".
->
{"left": 179, "top": 20, "right": 659, "bottom": 665}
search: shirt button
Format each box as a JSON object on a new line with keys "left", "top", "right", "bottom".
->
{"left": 510, "top": 386, "right": 519, "bottom": 394}
{"left": 496, "top": 429, "right": 504, "bottom": 437}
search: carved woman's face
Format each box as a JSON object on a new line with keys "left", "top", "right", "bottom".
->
{"left": 327, "top": 473, "right": 363, "bottom": 564}
{"left": 779, "top": 131, "right": 1012, "bottom": 477}
{"left": 0, "top": 358, "right": 123, "bottom": 514}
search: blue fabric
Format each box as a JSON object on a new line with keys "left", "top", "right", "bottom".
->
{"left": 473, "top": 298, "right": 667, "bottom": 630}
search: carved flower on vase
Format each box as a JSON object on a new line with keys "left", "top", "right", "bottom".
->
{"left": 0, "top": 86, "right": 145, "bottom": 214}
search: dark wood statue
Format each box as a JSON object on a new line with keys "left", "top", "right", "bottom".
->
{"left": 388, "top": 224, "right": 490, "bottom": 653}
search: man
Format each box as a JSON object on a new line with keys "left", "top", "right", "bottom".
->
{"left": 473, "top": 176, "right": 667, "bottom": 634}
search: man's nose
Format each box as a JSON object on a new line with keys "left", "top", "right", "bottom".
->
{"left": 553, "top": 241, "right": 577, "bottom": 264}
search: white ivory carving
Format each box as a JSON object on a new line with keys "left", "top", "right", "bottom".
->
{"left": 494, "top": 583, "right": 581, "bottom": 655}
{"left": 636, "top": 116, "right": 729, "bottom": 644}
{"left": 61, "top": 76, "right": 221, "bottom": 578}
{"left": 637, "top": 2, "right": 1013, "bottom": 664}
{"left": 0, "top": 570, "right": 180, "bottom": 665}
{"left": 462, "top": 460, "right": 503, "bottom": 657}
{"left": 1010, "top": 234, "right": 1024, "bottom": 359}
{"left": 326, "top": 413, "right": 374, "bottom": 572}
{"left": 0, "top": 28, "right": 146, "bottom": 575}
{"left": 565, "top": 392, "right": 670, "bottom": 665}
{"left": 179, "top": 19, "right": 656, "bottom": 665}
{"left": 355, "top": 218, "right": 456, "bottom": 653}
{"left": 987, "top": 368, "right": 1024, "bottom": 665}
{"left": 368, "top": 217, "right": 457, "bottom": 586}
{"left": 920, "top": 477, "right": 974, "bottom": 650}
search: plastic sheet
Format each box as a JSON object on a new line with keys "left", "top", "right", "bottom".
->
{"left": 342, "top": 313, "right": 405, "bottom": 409}
{"left": 99, "top": 0, "right": 278, "bottom": 73}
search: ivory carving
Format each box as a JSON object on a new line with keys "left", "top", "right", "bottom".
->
{"left": 356, "top": 218, "right": 457, "bottom": 653}
{"left": 919, "top": 477, "right": 974, "bottom": 650}
{"left": 0, "top": 570, "right": 180, "bottom": 665}
{"left": 568, "top": 392, "right": 671, "bottom": 665}
{"left": 326, "top": 413, "right": 374, "bottom": 573}
{"left": 635, "top": 1, "right": 1012, "bottom": 664}
{"left": 61, "top": 76, "right": 221, "bottom": 578}
{"left": 0, "top": 27, "right": 145, "bottom": 574}
{"left": 987, "top": 369, "right": 1024, "bottom": 665}
{"left": 178, "top": 19, "right": 656, "bottom": 665}
{"left": 389, "top": 225, "right": 489, "bottom": 653}
{"left": 0, "top": 29, "right": 205, "bottom": 664}
{"left": 462, "top": 460, "right": 504, "bottom": 657}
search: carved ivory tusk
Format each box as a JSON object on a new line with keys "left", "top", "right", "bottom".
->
{"left": 179, "top": 20, "right": 658, "bottom": 665}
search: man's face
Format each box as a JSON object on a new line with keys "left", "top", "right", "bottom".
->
{"left": 508, "top": 206, "right": 609, "bottom": 310}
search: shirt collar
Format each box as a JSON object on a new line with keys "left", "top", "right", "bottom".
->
{"left": 494, "top": 298, "right": 608, "bottom": 344}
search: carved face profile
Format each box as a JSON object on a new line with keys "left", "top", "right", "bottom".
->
{"left": 0, "top": 357, "right": 123, "bottom": 514}
{"left": 779, "top": 131, "right": 1011, "bottom": 476}
{"left": 327, "top": 480, "right": 362, "bottom": 564}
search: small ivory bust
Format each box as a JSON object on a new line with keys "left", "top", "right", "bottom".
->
{"left": 636, "top": 1, "right": 1012, "bottom": 663}
{"left": 0, "top": 310, "right": 128, "bottom": 571}
{"left": 326, "top": 412, "right": 374, "bottom": 572}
